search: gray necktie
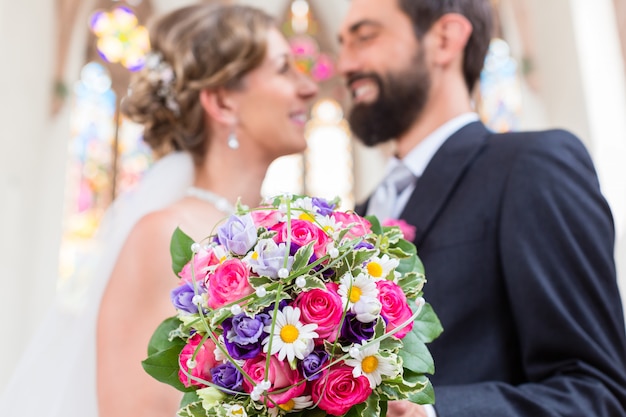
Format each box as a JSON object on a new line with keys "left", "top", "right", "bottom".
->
{"left": 367, "top": 162, "right": 415, "bottom": 221}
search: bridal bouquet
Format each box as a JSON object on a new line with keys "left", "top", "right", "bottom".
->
{"left": 143, "top": 194, "right": 442, "bottom": 417}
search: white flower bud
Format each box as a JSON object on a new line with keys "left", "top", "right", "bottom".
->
{"left": 230, "top": 305, "right": 242, "bottom": 315}
{"left": 278, "top": 268, "right": 289, "bottom": 278}
{"left": 186, "top": 359, "right": 197, "bottom": 369}
{"left": 191, "top": 243, "right": 201, "bottom": 253}
{"left": 255, "top": 287, "right": 267, "bottom": 297}
{"left": 192, "top": 295, "right": 204, "bottom": 306}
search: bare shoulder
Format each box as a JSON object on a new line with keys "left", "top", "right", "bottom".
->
{"left": 124, "top": 208, "right": 183, "bottom": 251}
{"left": 107, "top": 207, "right": 185, "bottom": 293}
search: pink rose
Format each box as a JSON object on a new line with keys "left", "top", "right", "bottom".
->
{"left": 251, "top": 209, "right": 282, "bottom": 228}
{"left": 272, "top": 219, "right": 330, "bottom": 257}
{"left": 311, "top": 364, "right": 372, "bottom": 416}
{"left": 242, "top": 354, "right": 305, "bottom": 406}
{"left": 295, "top": 285, "right": 343, "bottom": 343}
{"left": 382, "top": 218, "right": 416, "bottom": 241}
{"left": 206, "top": 259, "right": 253, "bottom": 309}
{"left": 376, "top": 280, "right": 414, "bottom": 339}
{"left": 326, "top": 282, "right": 339, "bottom": 293}
{"left": 332, "top": 212, "right": 372, "bottom": 239}
{"left": 178, "top": 333, "right": 218, "bottom": 388}
{"left": 178, "top": 248, "right": 219, "bottom": 283}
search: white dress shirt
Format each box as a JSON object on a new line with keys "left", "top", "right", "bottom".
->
{"left": 379, "top": 113, "right": 480, "bottom": 219}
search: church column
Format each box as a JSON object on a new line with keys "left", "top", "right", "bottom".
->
{"left": 525, "top": 0, "right": 626, "bottom": 306}
{"left": 568, "top": 0, "right": 626, "bottom": 303}
{"left": 0, "top": 0, "right": 62, "bottom": 390}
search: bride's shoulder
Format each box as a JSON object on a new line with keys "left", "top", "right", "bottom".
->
{"left": 121, "top": 207, "right": 184, "bottom": 253}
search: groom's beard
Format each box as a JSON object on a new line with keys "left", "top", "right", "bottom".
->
{"left": 348, "top": 50, "right": 431, "bottom": 147}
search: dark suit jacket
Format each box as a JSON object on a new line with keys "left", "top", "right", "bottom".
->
{"left": 358, "top": 121, "right": 626, "bottom": 416}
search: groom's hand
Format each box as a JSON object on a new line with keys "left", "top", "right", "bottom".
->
{"left": 387, "top": 400, "right": 427, "bottom": 417}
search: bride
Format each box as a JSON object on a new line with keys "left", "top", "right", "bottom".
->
{"left": 0, "top": 3, "right": 317, "bottom": 416}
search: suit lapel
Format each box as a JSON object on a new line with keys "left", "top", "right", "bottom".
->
{"left": 401, "top": 121, "right": 490, "bottom": 246}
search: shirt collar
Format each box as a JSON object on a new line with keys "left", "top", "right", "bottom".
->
{"left": 398, "top": 112, "right": 480, "bottom": 177}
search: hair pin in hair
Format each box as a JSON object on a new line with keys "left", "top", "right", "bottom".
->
{"left": 144, "top": 51, "right": 181, "bottom": 116}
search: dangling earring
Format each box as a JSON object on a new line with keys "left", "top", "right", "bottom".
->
{"left": 227, "top": 131, "right": 239, "bottom": 150}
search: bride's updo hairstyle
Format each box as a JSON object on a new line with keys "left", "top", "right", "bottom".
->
{"left": 122, "top": 3, "right": 274, "bottom": 163}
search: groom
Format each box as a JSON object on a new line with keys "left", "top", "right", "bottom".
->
{"left": 338, "top": 0, "right": 626, "bottom": 416}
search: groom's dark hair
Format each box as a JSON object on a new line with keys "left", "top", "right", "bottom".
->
{"left": 397, "top": 0, "right": 494, "bottom": 93}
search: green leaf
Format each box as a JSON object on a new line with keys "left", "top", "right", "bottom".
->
{"left": 411, "top": 302, "right": 443, "bottom": 343}
{"left": 396, "top": 254, "right": 418, "bottom": 275}
{"left": 248, "top": 276, "right": 273, "bottom": 288}
{"left": 374, "top": 317, "right": 386, "bottom": 339}
{"left": 344, "top": 401, "right": 367, "bottom": 417}
{"left": 292, "top": 241, "right": 315, "bottom": 273}
{"left": 398, "top": 329, "right": 435, "bottom": 374}
{"left": 407, "top": 379, "right": 435, "bottom": 405}
{"left": 301, "top": 275, "right": 327, "bottom": 290}
{"left": 352, "top": 248, "right": 377, "bottom": 269}
{"left": 180, "top": 391, "right": 201, "bottom": 408}
{"left": 379, "top": 380, "right": 410, "bottom": 401}
{"left": 300, "top": 408, "right": 326, "bottom": 417}
{"left": 171, "top": 227, "right": 195, "bottom": 275}
{"left": 383, "top": 226, "right": 404, "bottom": 244}
{"left": 397, "top": 272, "right": 425, "bottom": 299}
{"left": 178, "top": 400, "right": 212, "bottom": 417}
{"left": 393, "top": 238, "right": 417, "bottom": 256}
{"left": 379, "top": 335, "right": 403, "bottom": 352}
{"left": 361, "top": 391, "right": 382, "bottom": 417}
{"left": 245, "top": 290, "right": 290, "bottom": 315}
{"left": 208, "top": 307, "right": 232, "bottom": 328}
{"left": 366, "top": 215, "right": 383, "bottom": 235}
{"left": 379, "top": 371, "right": 431, "bottom": 401}
{"left": 142, "top": 343, "right": 192, "bottom": 392}
{"left": 147, "top": 316, "right": 183, "bottom": 356}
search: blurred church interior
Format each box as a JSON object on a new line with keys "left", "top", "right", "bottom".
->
{"left": 0, "top": 0, "right": 625, "bottom": 390}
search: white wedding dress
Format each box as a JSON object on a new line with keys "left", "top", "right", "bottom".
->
{"left": 0, "top": 152, "right": 194, "bottom": 417}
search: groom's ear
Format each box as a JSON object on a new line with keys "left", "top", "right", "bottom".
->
{"left": 428, "top": 13, "right": 473, "bottom": 67}
{"left": 199, "top": 88, "right": 238, "bottom": 126}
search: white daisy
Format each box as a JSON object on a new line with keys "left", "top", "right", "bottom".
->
{"left": 223, "top": 404, "right": 248, "bottom": 417}
{"left": 263, "top": 306, "right": 318, "bottom": 362}
{"left": 268, "top": 396, "right": 314, "bottom": 416}
{"left": 345, "top": 342, "right": 399, "bottom": 389}
{"left": 290, "top": 196, "right": 315, "bottom": 212}
{"left": 365, "top": 254, "right": 399, "bottom": 280}
{"left": 338, "top": 272, "right": 379, "bottom": 308}
{"left": 316, "top": 215, "right": 343, "bottom": 239}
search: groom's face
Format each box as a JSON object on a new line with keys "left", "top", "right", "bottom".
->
{"left": 338, "top": 0, "right": 432, "bottom": 147}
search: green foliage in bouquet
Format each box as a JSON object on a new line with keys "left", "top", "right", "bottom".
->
{"left": 143, "top": 195, "right": 442, "bottom": 417}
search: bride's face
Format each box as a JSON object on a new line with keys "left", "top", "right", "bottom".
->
{"left": 232, "top": 28, "right": 319, "bottom": 160}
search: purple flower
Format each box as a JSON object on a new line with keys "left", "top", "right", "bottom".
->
{"left": 354, "top": 241, "right": 375, "bottom": 250}
{"left": 221, "top": 313, "right": 270, "bottom": 359}
{"left": 245, "top": 239, "right": 294, "bottom": 279}
{"left": 341, "top": 312, "right": 376, "bottom": 344}
{"left": 217, "top": 213, "right": 257, "bottom": 256}
{"left": 299, "top": 348, "right": 329, "bottom": 381}
{"left": 210, "top": 362, "right": 243, "bottom": 392}
{"left": 170, "top": 282, "right": 204, "bottom": 314}
{"left": 312, "top": 197, "right": 336, "bottom": 216}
